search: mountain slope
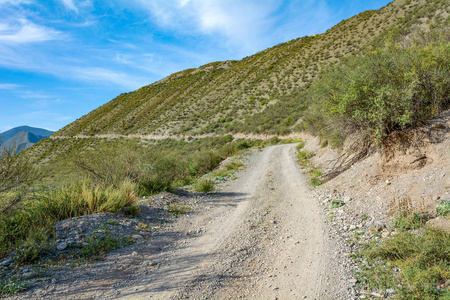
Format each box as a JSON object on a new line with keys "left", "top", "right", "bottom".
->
{"left": 54, "top": 0, "right": 449, "bottom": 137}
{"left": 0, "top": 126, "right": 54, "bottom": 152}
{"left": 1, "top": 126, "right": 53, "bottom": 143}
{"left": 1, "top": 132, "right": 40, "bottom": 153}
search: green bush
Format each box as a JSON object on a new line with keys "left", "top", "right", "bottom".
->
{"left": 166, "top": 203, "right": 189, "bottom": 216}
{"left": 309, "top": 167, "right": 324, "bottom": 186}
{"left": 195, "top": 179, "right": 215, "bottom": 193}
{"left": 15, "top": 227, "right": 54, "bottom": 264}
{"left": 296, "top": 141, "right": 306, "bottom": 151}
{"left": 138, "top": 155, "right": 185, "bottom": 195}
{"left": 305, "top": 29, "right": 450, "bottom": 145}
{"left": 436, "top": 199, "right": 450, "bottom": 217}
{"left": 236, "top": 140, "right": 251, "bottom": 150}
{"left": 225, "top": 161, "right": 243, "bottom": 170}
{"left": 297, "top": 150, "right": 315, "bottom": 167}
{"left": 329, "top": 200, "right": 345, "bottom": 209}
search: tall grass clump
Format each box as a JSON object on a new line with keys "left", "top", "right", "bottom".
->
{"left": 0, "top": 179, "right": 138, "bottom": 261}
{"left": 389, "top": 197, "right": 428, "bottom": 231}
{"left": 38, "top": 179, "right": 138, "bottom": 219}
{"left": 195, "top": 179, "right": 215, "bottom": 193}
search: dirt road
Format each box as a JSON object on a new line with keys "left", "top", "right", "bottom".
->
{"left": 13, "top": 144, "right": 351, "bottom": 299}
{"left": 115, "top": 144, "right": 346, "bottom": 299}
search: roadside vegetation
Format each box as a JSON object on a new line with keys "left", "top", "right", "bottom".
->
{"left": 0, "top": 136, "right": 264, "bottom": 266}
{"left": 296, "top": 141, "right": 324, "bottom": 187}
{"left": 355, "top": 199, "right": 450, "bottom": 299}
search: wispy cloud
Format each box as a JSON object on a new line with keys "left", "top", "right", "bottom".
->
{"left": 0, "top": 18, "right": 64, "bottom": 44}
{"left": 61, "top": 0, "right": 78, "bottom": 13}
{"left": 0, "top": 83, "right": 20, "bottom": 89}
{"left": 0, "top": 0, "right": 31, "bottom": 5}
{"left": 17, "top": 90, "right": 53, "bottom": 100}
{"left": 70, "top": 66, "right": 150, "bottom": 90}
{"left": 131, "top": 0, "right": 335, "bottom": 56}
{"left": 0, "top": 43, "right": 150, "bottom": 89}
{"left": 20, "top": 110, "right": 72, "bottom": 126}
{"left": 134, "top": 0, "right": 279, "bottom": 53}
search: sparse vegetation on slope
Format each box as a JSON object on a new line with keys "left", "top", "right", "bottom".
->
{"left": 53, "top": 0, "right": 449, "bottom": 138}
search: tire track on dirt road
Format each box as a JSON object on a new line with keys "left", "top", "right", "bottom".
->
{"left": 117, "top": 144, "right": 345, "bottom": 299}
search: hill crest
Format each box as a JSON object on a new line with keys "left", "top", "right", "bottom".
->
{"left": 53, "top": 0, "right": 449, "bottom": 138}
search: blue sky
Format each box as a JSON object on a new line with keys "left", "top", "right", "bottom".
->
{"left": 0, "top": 0, "right": 391, "bottom": 133}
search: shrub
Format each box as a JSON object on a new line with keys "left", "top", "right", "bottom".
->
{"left": 297, "top": 150, "right": 315, "bottom": 167}
{"left": 15, "top": 227, "right": 54, "bottom": 264}
{"left": 0, "top": 142, "right": 38, "bottom": 215}
{"left": 236, "top": 140, "right": 251, "bottom": 150}
{"left": 195, "top": 179, "right": 215, "bottom": 193}
{"left": 166, "top": 203, "right": 189, "bottom": 216}
{"left": 0, "top": 277, "right": 30, "bottom": 296}
{"left": 329, "top": 200, "right": 345, "bottom": 209}
{"left": 225, "top": 161, "right": 243, "bottom": 170}
{"left": 389, "top": 198, "right": 428, "bottom": 231}
{"left": 392, "top": 210, "right": 429, "bottom": 231}
{"left": 138, "top": 155, "right": 185, "bottom": 195}
{"left": 296, "top": 141, "right": 306, "bottom": 151}
{"left": 218, "top": 143, "right": 237, "bottom": 158}
{"left": 305, "top": 29, "right": 450, "bottom": 145}
{"left": 436, "top": 199, "right": 450, "bottom": 217}
{"left": 309, "top": 168, "right": 324, "bottom": 186}
{"left": 74, "top": 143, "right": 144, "bottom": 188}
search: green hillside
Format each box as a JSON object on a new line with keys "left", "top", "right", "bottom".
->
{"left": 54, "top": 0, "right": 449, "bottom": 137}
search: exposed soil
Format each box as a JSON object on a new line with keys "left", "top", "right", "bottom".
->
{"left": 5, "top": 143, "right": 354, "bottom": 299}
{"left": 309, "top": 110, "right": 450, "bottom": 229}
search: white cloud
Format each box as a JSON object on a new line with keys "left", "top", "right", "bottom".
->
{"left": 17, "top": 90, "right": 52, "bottom": 100}
{"left": 0, "top": 42, "right": 149, "bottom": 89}
{"left": 0, "top": 18, "right": 63, "bottom": 44}
{"left": 70, "top": 66, "right": 149, "bottom": 90}
{"left": 20, "top": 110, "right": 72, "bottom": 124}
{"left": 132, "top": 0, "right": 334, "bottom": 56}
{"left": 61, "top": 0, "right": 78, "bottom": 13}
{"left": 134, "top": 0, "right": 280, "bottom": 52}
{"left": 0, "top": 83, "right": 20, "bottom": 89}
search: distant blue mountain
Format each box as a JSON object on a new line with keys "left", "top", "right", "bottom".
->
{"left": 0, "top": 126, "right": 54, "bottom": 152}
